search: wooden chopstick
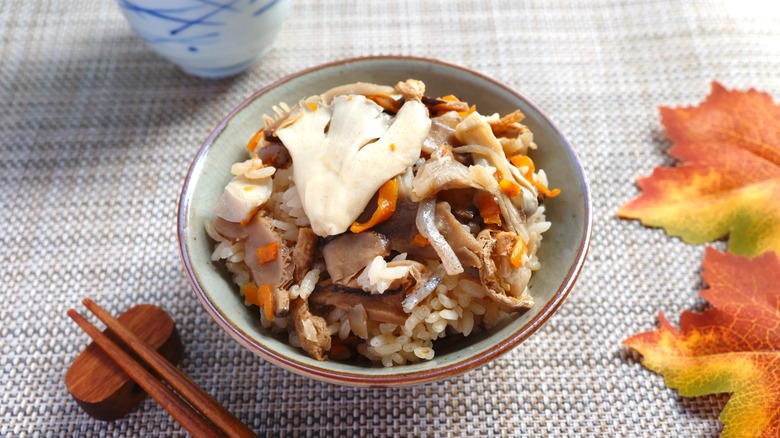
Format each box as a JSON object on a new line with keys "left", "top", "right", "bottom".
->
{"left": 80, "top": 298, "right": 257, "bottom": 438}
{"left": 67, "top": 309, "right": 224, "bottom": 438}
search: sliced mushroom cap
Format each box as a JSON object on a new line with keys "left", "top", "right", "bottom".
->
{"left": 475, "top": 229, "right": 533, "bottom": 312}
{"left": 322, "top": 231, "right": 390, "bottom": 283}
{"left": 243, "top": 215, "right": 291, "bottom": 317}
{"left": 292, "top": 227, "right": 318, "bottom": 283}
{"left": 290, "top": 298, "right": 331, "bottom": 361}
{"left": 309, "top": 284, "right": 409, "bottom": 326}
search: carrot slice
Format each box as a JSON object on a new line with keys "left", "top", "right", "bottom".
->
{"left": 246, "top": 129, "right": 264, "bottom": 153}
{"left": 509, "top": 155, "right": 535, "bottom": 180}
{"left": 256, "top": 242, "right": 279, "bottom": 265}
{"left": 478, "top": 195, "right": 502, "bottom": 226}
{"left": 350, "top": 180, "right": 399, "bottom": 233}
{"left": 412, "top": 233, "right": 430, "bottom": 247}
{"left": 510, "top": 237, "right": 528, "bottom": 268}
{"left": 499, "top": 179, "right": 522, "bottom": 197}
{"left": 259, "top": 284, "right": 274, "bottom": 321}
{"left": 241, "top": 283, "right": 262, "bottom": 307}
{"left": 509, "top": 155, "right": 560, "bottom": 198}
{"left": 538, "top": 186, "right": 561, "bottom": 198}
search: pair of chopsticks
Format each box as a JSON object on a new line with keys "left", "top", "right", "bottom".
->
{"left": 68, "top": 298, "right": 257, "bottom": 438}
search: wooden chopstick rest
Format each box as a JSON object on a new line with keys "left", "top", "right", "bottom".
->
{"left": 65, "top": 304, "right": 183, "bottom": 421}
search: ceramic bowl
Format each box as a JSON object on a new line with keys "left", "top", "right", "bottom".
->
{"left": 178, "top": 56, "right": 592, "bottom": 386}
{"left": 116, "top": 0, "right": 292, "bottom": 78}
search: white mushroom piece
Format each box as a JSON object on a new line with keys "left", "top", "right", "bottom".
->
{"left": 276, "top": 93, "right": 432, "bottom": 237}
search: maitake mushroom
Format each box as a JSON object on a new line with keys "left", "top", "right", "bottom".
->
{"left": 276, "top": 93, "right": 431, "bottom": 237}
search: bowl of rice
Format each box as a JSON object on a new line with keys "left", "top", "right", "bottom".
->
{"left": 178, "top": 56, "right": 591, "bottom": 386}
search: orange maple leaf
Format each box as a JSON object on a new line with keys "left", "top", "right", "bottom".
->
{"left": 618, "top": 81, "right": 780, "bottom": 256}
{"left": 624, "top": 248, "right": 780, "bottom": 437}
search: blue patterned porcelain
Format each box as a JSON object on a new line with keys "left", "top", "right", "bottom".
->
{"left": 117, "top": 0, "right": 291, "bottom": 78}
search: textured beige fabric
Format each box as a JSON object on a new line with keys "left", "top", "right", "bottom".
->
{"left": 2, "top": 0, "right": 779, "bottom": 436}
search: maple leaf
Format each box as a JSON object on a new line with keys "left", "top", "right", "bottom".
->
{"left": 624, "top": 248, "right": 780, "bottom": 437}
{"left": 618, "top": 81, "right": 780, "bottom": 256}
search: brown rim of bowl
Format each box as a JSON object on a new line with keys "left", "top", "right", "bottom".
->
{"left": 177, "top": 55, "right": 592, "bottom": 387}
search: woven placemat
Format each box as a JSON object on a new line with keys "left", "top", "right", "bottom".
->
{"left": 2, "top": 0, "right": 779, "bottom": 435}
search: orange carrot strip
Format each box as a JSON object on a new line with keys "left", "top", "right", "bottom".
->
{"left": 499, "top": 179, "right": 522, "bottom": 197}
{"left": 412, "top": 233, "right": 430, "bottom": 247}
{"left": 246, "top": 129, "right": 264, "bottom": 153}
{"left": 509, "top": 155, "right": 560, "bottom": 198}
{"left": 510, "top": 237, "right": 528, "bottom": 268}
{"left": 256, "top": 242, "right": 279, "bottom": 265}
{"left": 258, "top": 284, "right": 274, "bottom": 321}
{"left": 441, "top": 94, "right": 461, "bottom": 102}
{"left": 537, "top": 186, "right": 561, "bottom": 198}
{"left": 350, "top": 180, "right": 399, "bottom": 233}
{"left": 241, "top": 283, "right": 262, "bottom": 307}
{"left": 509, "top": 155, "right": 535, "bottom": 180}
{"left": 478, "top": 195, "right": 502, "bottom": 226}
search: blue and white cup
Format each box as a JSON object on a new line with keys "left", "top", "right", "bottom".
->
{"left": 117, "top": 0, "right": 292, "bottom": 78}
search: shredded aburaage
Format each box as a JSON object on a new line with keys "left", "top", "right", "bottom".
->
{"left": 206, "top": 79, "right": 558, "bottom": 366}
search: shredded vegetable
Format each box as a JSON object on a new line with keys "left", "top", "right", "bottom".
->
{"left": 350, "top": 180, "right": 399, "bottom": 233}
{"left": 416, "top": 199, "right": 463, "bottom": 275}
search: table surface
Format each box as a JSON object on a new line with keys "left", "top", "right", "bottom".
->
{"left": 3, "top": 0, "right": 779, "bottom": 436}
